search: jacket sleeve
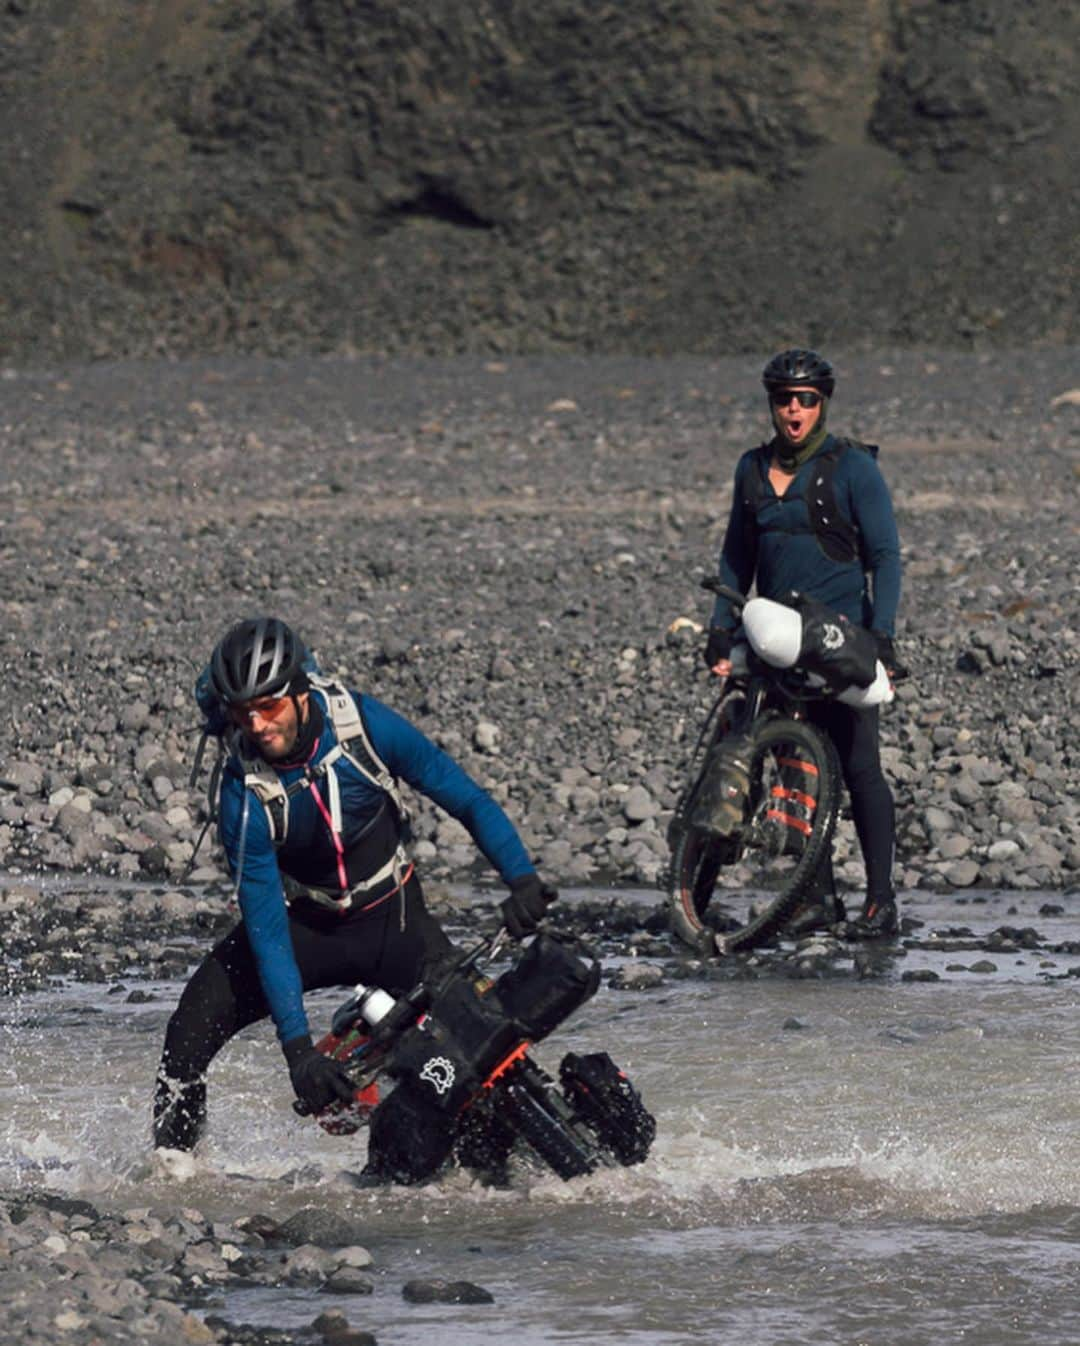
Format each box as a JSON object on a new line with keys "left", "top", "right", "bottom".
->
{"left": 710, "top": 451, "right": 758, "bottom": 630}
{"left": 218, "top": 768, "right": 310, "bottom": 1045}
{"left": 845, "top": 452, "right": 902, "bottom": 635}
{"left": 360, "top": 695, "right": 535, "bottom": 885}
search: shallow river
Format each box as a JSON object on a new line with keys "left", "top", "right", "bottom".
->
{"left": 3, "top": 888, "right": 1079, "bottom": 1345}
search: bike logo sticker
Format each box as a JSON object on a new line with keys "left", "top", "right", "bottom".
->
{"left": 419, "top": 1056, "right": 456, "bottom": 1095}
{"left": 821, "top": 622, "right": 845, "bottom": 650}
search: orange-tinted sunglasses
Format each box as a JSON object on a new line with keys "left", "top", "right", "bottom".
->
{"left": 227, "top": 695, "right": 292, "bottom": 725}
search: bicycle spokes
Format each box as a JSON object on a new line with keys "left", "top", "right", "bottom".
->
{"left": 763, "top": 752, "right": 821, "bottom": 846}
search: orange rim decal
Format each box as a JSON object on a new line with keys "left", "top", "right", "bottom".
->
{"left": 771, "top": 785, "right": 817, "bottom": 810}
{"left": 766, "top": 807, "right": 813, "bottom": 836}
{"left": 777, "top": 755, "right": 819, "bottom": 777}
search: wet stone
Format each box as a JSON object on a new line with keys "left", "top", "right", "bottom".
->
{"left": 275, "top": 1207, "right": 372, "bottom": 1251}
{"left": 311, "top": 1309, "right": 377, "bottom": 1345}
{"left": 321, "top": 1270, "right": 375, "bottom": 1295}
{"left": 402, "top": 1278, "right": 495, "bottom": 1305}
{"left": 609, "top": 961, "right": 664, "bottom": 990}
{"left": 203, "top": 1320, "right": 300, "bottom": 1345}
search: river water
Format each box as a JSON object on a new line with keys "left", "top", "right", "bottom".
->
{"left": 3, "top": 887, "right": 1079, "bottom": 1345}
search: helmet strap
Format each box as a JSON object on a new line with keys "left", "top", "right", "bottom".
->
{"left": 286, "top": 694, "right": 322, "bottom": 764}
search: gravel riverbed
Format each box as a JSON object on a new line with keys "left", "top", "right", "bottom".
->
{"left": 2, "top": 350, "right": 1077, "bottom": 914}
{"left": 1, "top": 347, "right": 1078, "bottom": 1340}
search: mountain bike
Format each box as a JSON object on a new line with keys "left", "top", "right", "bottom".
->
{"left": 667, "top": 579, "right": 873, "bottom": 956}
{"left": 297, "top": 928, "right": 656, "bottom": 1183}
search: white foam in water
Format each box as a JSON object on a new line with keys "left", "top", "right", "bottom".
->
{"left": 150, "top": 1146, "right": 199, "bottom": 1182}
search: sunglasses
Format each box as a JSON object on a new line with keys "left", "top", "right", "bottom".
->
{"left": 227, "top": 694, "right": 293, "bottom": 725}
{"left": 770, "top": 389, "right": 823, "bottom": 408}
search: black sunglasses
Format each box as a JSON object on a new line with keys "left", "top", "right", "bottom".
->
{"left": 769, "top": 389, "right": 823, "bottom": 408}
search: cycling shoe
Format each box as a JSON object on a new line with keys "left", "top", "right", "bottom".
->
{"left": 786, "top": 892, "right": 846, "bottom": 937}
{"left": 850, "top": 896, "right": 900, "bottom": 940}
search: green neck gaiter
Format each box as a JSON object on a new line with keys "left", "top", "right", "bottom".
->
{"left": 771, "top": 397, "right": 829, "bottom": 472}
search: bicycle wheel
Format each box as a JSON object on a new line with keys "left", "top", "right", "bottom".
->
{"left": 669, "top": 715, "right": 840, "bottom": 955}
{"left": 500, "top": 1062, "right": 599, "bottom": 1181}
{"left": 667, "top": 686, "right": 747, "bottom": 949}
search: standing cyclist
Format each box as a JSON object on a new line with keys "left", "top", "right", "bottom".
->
{"left": 704, "top": 350, "right": 904, "bottom": 938}
{"left": 154, "top": 616, "right": 555, "bottom": 1180}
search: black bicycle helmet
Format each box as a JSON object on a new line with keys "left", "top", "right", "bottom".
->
{"left": 762, "top": 349, "right": 835, "bottom": 399}
{"left": 210, "top": 617, "right": 307, "bottom": 705}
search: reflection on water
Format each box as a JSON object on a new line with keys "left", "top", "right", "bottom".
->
{"left": 2, "top": 889, "right": 1079, "bottom": 1344}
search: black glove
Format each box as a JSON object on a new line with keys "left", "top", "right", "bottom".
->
{"left": 283, "top": 1035, "right": 356, "bottom": 1114}
{"left": 500, "top": 874, "right": 558, "bottom": 940}
{"left": 703, "top": 627, "right": 734, "bottom": 668}
{"left": 871, "top": 631, "right": 910, "bottom": 681}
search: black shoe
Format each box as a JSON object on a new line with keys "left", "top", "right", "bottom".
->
{"left": 786, "top": 892, "right": 846, "bottom": 937}
{"left": 850, "top": 896, "right": 899, "bottom": 940}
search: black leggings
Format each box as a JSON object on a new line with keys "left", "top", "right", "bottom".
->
{"left": 155, "top": 873, "right": 452, "bottom": 1134}
{"left": 806, "top": 701, "right": 895, "bottom": 902}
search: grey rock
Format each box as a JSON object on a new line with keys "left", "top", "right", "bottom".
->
{"left": 622, "top": 785, "right": 658, "bottom": 823}
{"left": 402, "top": 1278, "right": 494, "bottom": 1305}
{"left": 276, "top": 1207, "right": 372, "bottom": 1251}
{"left": 0, "top": 760, "right": 45, "bottom": 795}
{"left": 120, "top": 701, "right": 152, "bottom": 733}
{"left": 321, "top": 1270, "right": 375, "bottom": 1295}
{"left": 938, "top": 834, "right": 972, "bottom": 860}
{"left": 282, "top": 1243, "right": 337, "bottom": 1285}
{"left": 944, "top": 860, "right": 981, "bottom": 888}
{"left": 609, "top": 961, "right": 664, "bottom": 990}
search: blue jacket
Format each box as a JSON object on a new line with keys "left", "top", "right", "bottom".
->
{"left": 217, "top": 689, "right": 535, "bottom": 1044}
{"left": 711, "top": 435, "right": 902, "bottom": 635}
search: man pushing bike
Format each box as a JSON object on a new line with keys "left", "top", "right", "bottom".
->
{"left": 153, "top": 616, "right": 557, "bottom": 1182}
{"left": 702, "top": 349, "right": 905, "bottom": 939}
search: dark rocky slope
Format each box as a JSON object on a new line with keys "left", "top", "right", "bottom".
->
{"left": 2, "top": 0, "right": 1078, "bottom": 363}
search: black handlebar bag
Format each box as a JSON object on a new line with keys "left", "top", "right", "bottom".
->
{"left": 785, "top": 591, "right": 878, "bottom": 690}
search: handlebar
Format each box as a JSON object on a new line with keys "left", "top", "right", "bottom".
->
{"left": 699, "top": 576, "right": 746, "bottom": 612}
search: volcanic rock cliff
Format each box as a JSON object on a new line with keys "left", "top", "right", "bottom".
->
{"left": 2, "top": 0, "right": 1078, "bottom": 363}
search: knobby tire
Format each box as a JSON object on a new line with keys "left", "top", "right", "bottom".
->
{"left": 501, "top": 1070, "right": 598, "bottom": 1181}
{"left": 669, "top": 715, "right": 841, "bottom": 955}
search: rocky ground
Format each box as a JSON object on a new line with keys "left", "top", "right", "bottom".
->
{"left": 2, "top": 349, "right": 1077, "bottom": 915}
{"left": 1, "top": 347, "right": 1078, "bottom": 1343}
{"left": 0, "top": 1187, "right": 467, "bottom": 1346}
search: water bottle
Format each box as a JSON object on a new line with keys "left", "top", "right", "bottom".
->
{"left": 331, "top": 983, "right": 397, "bottom": 1038}
{"left": 353, "top": 985, "right": 396, "bottom": 1027}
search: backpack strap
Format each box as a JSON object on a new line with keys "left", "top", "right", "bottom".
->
{"left": 235, "top": 677, "right": 409, "bottom": 848}
{"left": 307, "top": 676, "right": 410, "bottom": 834}
{"left": 740, "top": 438, "right": 878, "bottom": 566}
{"left": 237, "top": 755, "right": 295, "bottom": 845}
{"left": 805, "top": 438, "right": 878, "bottom": 565}
{"left": 738, "top": 443, "right": 771, "bottom": 553}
